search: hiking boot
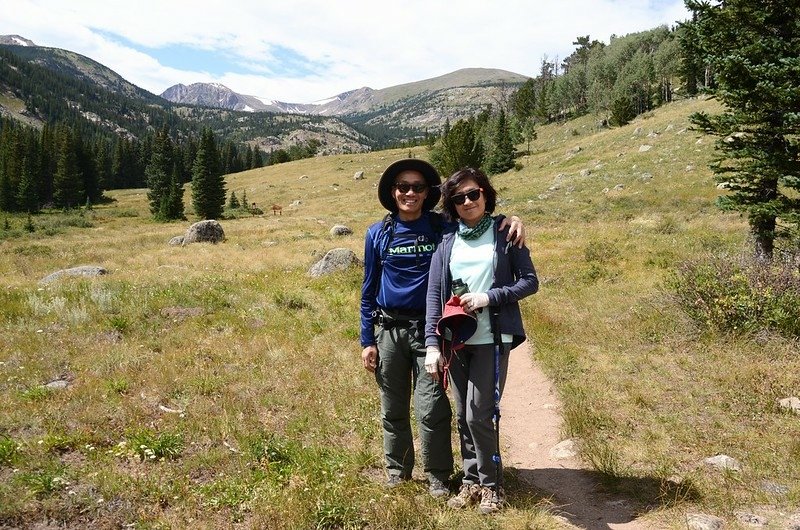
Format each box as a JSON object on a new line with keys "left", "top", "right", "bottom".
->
{"left": 478, "top": 486, "right": 505, "bottom": 514}
{"left": 428, "top": 475, "right": 450, "bottom": 498}
{"left": 446, "top": 483, "right": 481, "bottom": 509}
{"left": 385, "top": 474, "right": 408, "bottom": 488}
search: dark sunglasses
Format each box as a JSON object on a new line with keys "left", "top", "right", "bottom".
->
{"left": 393, "top": 182, "right": 428, "bottom": 193}
{"left": 451, "top": 188, "right": 483, "bottom": 205}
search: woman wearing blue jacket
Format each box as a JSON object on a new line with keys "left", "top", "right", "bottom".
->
{"left": 424, "top": 167, "right": 538, "bottom": 514}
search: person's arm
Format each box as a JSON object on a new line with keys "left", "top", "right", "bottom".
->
{"left": 360, "top": 226, "right": 380, "bottom": 371}
{"left": 424, "top": 243, "right": 447, "bottom": 382}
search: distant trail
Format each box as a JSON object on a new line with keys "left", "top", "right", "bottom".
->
{"left": 502, "top": 343, "right": 653, "bottom": 530}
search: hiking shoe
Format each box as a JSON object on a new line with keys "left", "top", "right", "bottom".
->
{"left": 446, "top": 483, "right": 481, "bottom": 509}
{"left": 428, "top": 475, "right": 450, "bottom": 498}
{"left": 478, "top": 486, "right": 505, "bottom": 514}
{"left": 385, "top": 475, "right": 408, "bottom": 488}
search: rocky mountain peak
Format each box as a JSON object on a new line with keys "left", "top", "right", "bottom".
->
{"left": 0, "top": 35, "right": 37, "bottom": 47}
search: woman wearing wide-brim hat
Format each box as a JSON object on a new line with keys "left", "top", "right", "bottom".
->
{"left": 424, "top": 167, "right": 538, "bottom": 514}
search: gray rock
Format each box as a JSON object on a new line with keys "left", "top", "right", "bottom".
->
{"left": 760, "top": 480, "right": 789, "bottom": 496}
{"left": 183, "top": 220, "right": 225, "bottom": 245}
{"left": 704, "top": 454, "right": 742, "bottom": 472}
{"left": 734, "top": 512, "right": 768, "bottom": 527}
{"left": 638, "top": 144, "right": 653, "bottom": 152}
{"left": 549, "top": 439, "right": 577, "bottom": 459}
{"left": 40, "top": 265, "right": 107, "bottom": 285}
{"left": 44, "top": 379, "right": 70, "bottom": 390}
{"left": 687, "top": 513, "right": 724, "bottom": 530}
{"left": 308, "top": 248, "right": 361, "bottom": 277}
{"left": 330, "top": 225, "right": 353, "bottom": 236}
{"left": 168, "top": 235, "right": 184, "bottom": 246}
{"left": 353, "top": 171, "right": 365, "bottom": 180}
{"left": 778, "top": 396, "right": 800, "bottom": 414}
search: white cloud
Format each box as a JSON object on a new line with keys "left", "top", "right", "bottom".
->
{"left": 0, "top": 0, "right": 690, "bottom": 103}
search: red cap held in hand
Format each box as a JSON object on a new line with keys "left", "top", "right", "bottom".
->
{"left": 436, "top": 295, "right": 478, "bottom": 350}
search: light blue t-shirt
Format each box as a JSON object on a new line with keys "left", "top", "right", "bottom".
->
{"left": 449, "top": 224, "right": 512, "bottom": 345}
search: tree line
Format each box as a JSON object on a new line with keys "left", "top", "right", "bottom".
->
{"left": 0, "top": 117, "right": 263, "bottom": 216}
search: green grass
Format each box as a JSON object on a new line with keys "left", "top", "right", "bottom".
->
{"left": 0, "top": 97, "right": 798, "bottom": 528}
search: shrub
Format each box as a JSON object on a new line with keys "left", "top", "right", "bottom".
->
{"left": 668, "top": 251, "right": 800, "bottom": 337}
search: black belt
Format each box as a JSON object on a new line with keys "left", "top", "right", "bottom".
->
{"left": 376, "top": 309, "right": 424, "bottom": 330}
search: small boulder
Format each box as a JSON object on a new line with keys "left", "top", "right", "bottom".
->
{"left": 308, "top": 248, "right": 361, "bottom": 277}
{"left": 40, "top": 265, "right": 107, "bottom": 285}
{"left": 330, "top": 225, "right": 353, "bottom": 236}
{"left": 183, "top": 220, "right": 225, "bottom": 245}
{"left": 168, "top": 236, "right": 184, "bottom": 246}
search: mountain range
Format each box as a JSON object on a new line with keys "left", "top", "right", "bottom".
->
{"left": 0, "top": 34, "right": 529, "bottom": 154}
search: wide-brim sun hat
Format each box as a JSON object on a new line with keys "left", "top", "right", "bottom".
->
{"left": 378, "top": 158, "right": 442, "bottom": 213}
{"left": 436, "top": 295, "right": 478, "bottom": 350}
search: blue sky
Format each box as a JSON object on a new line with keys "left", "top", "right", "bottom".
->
{"left": 1, "top": 0, "right": 690, "bottom": 104}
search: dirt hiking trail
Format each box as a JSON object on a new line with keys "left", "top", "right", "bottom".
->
{"left": 502, "top": 343, "right": 655, "bottom": 530}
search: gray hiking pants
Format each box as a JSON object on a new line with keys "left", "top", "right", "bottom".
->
{"left": 375, "top": 311, "right": 453, "bottom": 480}
{"left": 448, "top": 342, "right": 510, "bottom": 488}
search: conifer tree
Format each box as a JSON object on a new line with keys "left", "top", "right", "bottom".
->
{"left": 430, "top": 118, "right": 484, "bottom": 177}
{"left": 146, "top": 126, "right": 174, "bottom": 220}
{"left": 191, "top": 128, "right": 226, "bottom": 220}
{"left": 53, "top": 128, "right": 83, "bottom": 209}
{"left": 16, "top": 156, "right": 39, "bottom": 213}
{"left": 162, "top": 167, "right": 186, "bottom": 221}
{"left": 687, "top": 0, "right": 800, "bottom": 257}
{"left": 486, "top": 109, "right": 515, "bottom": 175}
{"left": 228, "top": 191, "right": 241, "bottom": 209}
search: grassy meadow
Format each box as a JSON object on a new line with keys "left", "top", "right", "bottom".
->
{"left": 1, "top": 96, "right": 798, "bottom": 529}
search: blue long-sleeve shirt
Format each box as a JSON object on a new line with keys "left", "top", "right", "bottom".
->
{"left": 360, "top": 212, "right": 448, "bottom": 347}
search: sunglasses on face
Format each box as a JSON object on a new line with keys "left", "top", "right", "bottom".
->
{"left": 393, "top": 182, "right": 428, "bottom": 193}
{"left": 451, "top": 188, "right": 483, "bottom": 205}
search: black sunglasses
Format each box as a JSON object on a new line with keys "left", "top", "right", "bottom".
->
{"left": 451, "top": 188, "right": 483, "bottom": 205}
{"left": 393, "top": 183, "right": 428, "bottom": 193}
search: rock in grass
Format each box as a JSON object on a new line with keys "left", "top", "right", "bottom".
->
{"left": 183, "top": 220, "right": 225, "bottom": 245}
{"left": 308, "top": 248, "right": 361, "bottom": 277}
{"left": 686, "top": 513, "right": 724, "bottom": 530}
{"left": 703, "top": 454, "right": 742, "bottom": 472}
{"left": 40, "top": 265, "right": 107, "bottom": 285}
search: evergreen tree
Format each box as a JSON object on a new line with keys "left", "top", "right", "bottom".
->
{"left": 687, "top": 0, "right": 800, "bottom": 257}
{"left": 429, "top": 117, "right": 484, "bottom": 177}
{"left": 16, "top": 156, "right": 39, "bottom": 213}
{"left": 52, "top": 128, "right": 83, "bottom": 208}
{"left": 191, "top": 128, "right": 225, "bottom": 219}
{"left": 228, "top": 190, "right": 241, "bottom": 209}
{"left": 486, "top": 110, "right": 515, "bottom": 175}
{"left": 146, "top": 126, "right": 174, "bottom": 220}
{"left": 162, "top": 167, "right": 186, "bottom": 221}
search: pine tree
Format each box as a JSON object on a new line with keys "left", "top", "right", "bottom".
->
{"left": 162, "top": 167, "right": 186, "bottom": 221}
{"left": 16, "top": 156, "right": 39, "bottom": 213}
{"left": 429, "top": 118, "right": 484, "bottom": 177}
{"left": 687, "top": 0, "right": 800, "bottom": 257}
{"left": 52, "top": 128, "right": 83, "bottom": 209}
{"left": 146, "top": 126, "right": 174, "bottom": 220}
{"left": 191, "top": 128, "right": 226, "bottom": 220}
{"left": 228, "top": 191, "right": 241, "bottom": 209}
{"left": 486, "top": 110, "right": 515, "bottom": 175}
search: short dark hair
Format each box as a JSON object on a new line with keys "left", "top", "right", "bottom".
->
{"left": 440, "top": 167, "right": 496, "bottom": 222}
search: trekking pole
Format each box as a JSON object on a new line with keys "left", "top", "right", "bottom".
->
{"left": 490, "top": 309, "right": 502, "bottom": 493}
